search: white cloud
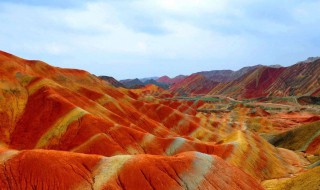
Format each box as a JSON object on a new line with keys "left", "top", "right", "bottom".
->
{"left": 292, "top": 1, "right": 320, "bottom": 24}
{"left": 0, "top": 0, "right": 319, "bottom": 79}
{"left": 1, "top": 1, "right": 244, "bottom": 58}
{"left": 156, "top": 0, "right": 228, "bottom": 15}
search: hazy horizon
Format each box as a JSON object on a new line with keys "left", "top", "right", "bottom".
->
{"left": 1, "top": 0, "right": 320, "bottom": 79}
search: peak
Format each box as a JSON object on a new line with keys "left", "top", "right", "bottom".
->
{"left": 159, "top": 75, "right": 171, "bottom": 79}
{"left": 268, "top": 64, "right": 283, "bottom": 68}
{"left": 100, "top": 75, "right": 115, "bottom": 79}
{"left": 295, "top": 56, "right": 320, "bottom": 65}
{"left": 305, "top": 57, "right": 320, "bottom": 63}
{"left": 0, "top": 50, "right": 12, "bottom": 56}
{"left": 0, "top": 50, "right": 24, "bottom": 61}
{"left": 0, "top": 50, "right": 20, "bottom": 57}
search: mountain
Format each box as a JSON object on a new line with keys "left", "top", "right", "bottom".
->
{"left": 0, "top": 51, "right": 264, "bottom": 189}
{"left": 165, "top": 60, "right": 319, "bottom": 99}
{"left": 169, "top": 74, "right": 219, "bottom": 95}
{"left": 99, "top": 75, "right": 125, "bottom": 88}
{"left": 158, "top": 65, "right": 274, "bottom": 87}
{"left": 302, "top": 56, "right": 320, "bottom": 63}
{"left": 196, "top": 70, "right": 234, "bottom": 82}
{"left": 143, "top": 79, "right": 169, "bottom": 89}
{"left": 209, "top": 59, "right": 320, "bottom": 99}
{"left": 157, "top": 75, "right": 186, "bottom": 84}
{"left": 157, "top": 75, "right": 171, "bottom": 83}
{"left": 169, "top": 66, "right": 260, "bottom": 96}
{"left": 120, "top": 78, "right": 169, "bottom": 89}
{"left": 0, "top": 147, "right": 264, "bottom": 189}
{"left": 120, "top": 78, "right": 144, "bottom": 88}
{"left": 0, "top": 50, "right": 319, "bottom": 189}
{"left": 139, "top": 76, "right": 159, "bottom": 82}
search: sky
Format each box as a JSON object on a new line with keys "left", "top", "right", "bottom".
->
{"left": 0, "top": 0, "right": 320, "bottom": 80}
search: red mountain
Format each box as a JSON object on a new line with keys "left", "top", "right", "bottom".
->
{"left": 166, "top": 59, "right": 320, "bottom": 99}
{"left": 169, "top": 74, "right": 219, "bottom": 95}
{"left": 157, "top": 75, "right": 186, "bottom": 84}
{"left": 0, "top": 51, "right": 318, "bottom": 189}
{"left": 167, "top": 66, "right": 260, "bottom": 96}
{"left": 209, "top": 60, "right": 320, "bottom": 99}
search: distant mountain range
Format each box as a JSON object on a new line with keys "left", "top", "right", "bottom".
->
{"left": 98, "top": 77, "right": 170, "bottom": 89}
{"left": 115, "top": 78, "right": 169, "bottom": 89}
{"left": 109, "top": 58, "right": 320, "bottom": 99}
{"left": 170, "top": 59, "right": 320, "bottom": 99}
{"left": 139, "top": 77, "right": 159, "bottom": 82}
{"left": 214, "top": 59, "right": 320, "bottom": 99}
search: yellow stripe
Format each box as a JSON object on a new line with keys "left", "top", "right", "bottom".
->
{"left": 28, "top": 78, "right": 60, "bottom": 95}
{"left": 35, "top": 107, "right": 87, "bottom": 148}
{"left": 0, "top": 150, "right": 19, "bottom": 164}
{"left": 92, "top": 155, "right": 132, "bottom": 189}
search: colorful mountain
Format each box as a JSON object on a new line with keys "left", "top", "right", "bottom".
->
{"left": 169, "top": 74, "right": 219, "bottom": 95}
{"left": 157, "top": 75, "right": 186, "bottom": 85}
{"left": 197, "top": 65, "right": 282, "bottom": 83}
{"left": 142, "top": 79, "right": 169, "bottom": 89}
{"left": 209, "top": 59, "right": 320, "bottom": 99}
{"left": 166, "top": 59, "right": 320, "bottom": 99}
{"left": 167, "top": 65, "right": 260, "bottom": 96}
{"left": 120, "top": 78, "right": 145, "bottom": 88}
{"left": 0, "top": 50, "right": 319, "bottom": 189}
{"left": 99, "top": 76, "right": 125, "bottom": 88}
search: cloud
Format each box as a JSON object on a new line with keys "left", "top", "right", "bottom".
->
{"left": 0, "top": 0, "right": 320, "bottom": 79}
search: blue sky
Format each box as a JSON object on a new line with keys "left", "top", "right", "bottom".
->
{"left": 1, "top": 0, "right": 320, "bottom": 79}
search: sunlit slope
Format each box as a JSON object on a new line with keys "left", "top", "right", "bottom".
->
{"left": 0, "top": 147, "right": 264, "bottom": 190}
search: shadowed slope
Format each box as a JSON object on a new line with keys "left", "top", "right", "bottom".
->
{"left": 269, "top": 121, "right": 320, "bottom": 155}
{"left": 262, "top": 166, "right": 320, "bottom": 190}
{"left": 99, "top": 76, "right": 125, "bottom": 88}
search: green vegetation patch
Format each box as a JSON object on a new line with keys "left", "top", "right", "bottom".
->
{"left": 167, "top": 96, "right": 221, "bottom": 102}
{"left": 245, "top": 118, "right": 263, "bottom": 132}
{"left": 269, "top": 121, "right": 320, "bottom": 152}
